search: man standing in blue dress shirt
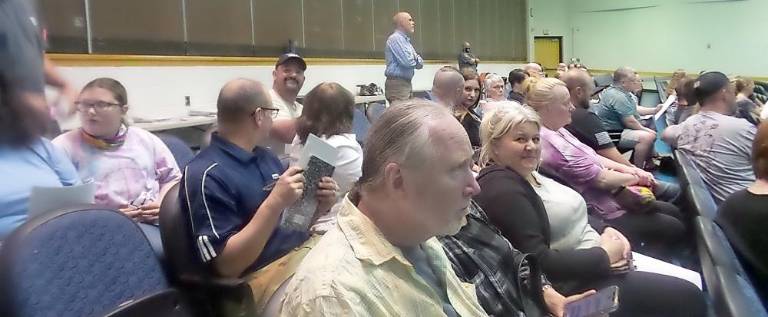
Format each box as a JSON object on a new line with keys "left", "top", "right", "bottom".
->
{"left": 384, "top": 12, "right": 423, "bottom": 105}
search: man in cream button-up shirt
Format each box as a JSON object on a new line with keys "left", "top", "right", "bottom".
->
{"left": 279, "top": 100, "right": 487, "bottom": 316}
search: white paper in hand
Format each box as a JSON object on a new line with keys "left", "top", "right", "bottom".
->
{"left": 654, "top": 95, "right": 677, "bottom": 121}
{"left": 296, "top": 134, "right": 339, "bottom": 169}
{"left": 28, "top": 182, "right": 96, "bottom": 218}
{"left": 281, "top": 134, "right": 339, "bottom": 232}
{"left": 632, "top": 252, "right": 702, "bottom": 290}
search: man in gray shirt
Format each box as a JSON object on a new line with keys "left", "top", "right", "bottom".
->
{"left": 675, "top": 71, "right": 757, "bottom": 204}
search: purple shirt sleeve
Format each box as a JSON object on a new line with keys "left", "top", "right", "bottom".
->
{"left": 540, "top": 128, "right": 604, "bottom": 187}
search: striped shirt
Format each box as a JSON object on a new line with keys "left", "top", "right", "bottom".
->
{"left": 385, "top": 30, "right": 423, "bottom": 80}
{"left": 180, "top": 133, "right": 308, "bottom": 274}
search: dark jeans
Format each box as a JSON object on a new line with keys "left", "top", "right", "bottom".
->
{"left": 566, "top": 271, "right": 707, "bottom": 317}
{"left": 606, "top": 201, "right": 686, "bottom": 261}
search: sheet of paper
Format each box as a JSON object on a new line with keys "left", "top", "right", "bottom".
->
{"left": 296, "top": 133, "right": 339, "bottom": 169}
{"left": 654, "top": 95, "right": 677, "bottom": 121}
{"left": 632, "top": 252, "right": 702, "bottom": 290}
{"left": 28, "top": 182, "right": 97, "bottom": 218}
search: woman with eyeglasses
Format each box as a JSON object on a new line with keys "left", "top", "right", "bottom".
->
{"left": 52, "top": 78, "right": 181, "bottom": 224}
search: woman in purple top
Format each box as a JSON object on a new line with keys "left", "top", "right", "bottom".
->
{"left": 526, "top": 78, "right": 686, "bottom": 260}
{"left": 53, "top": 78, "right": 181, "bottom": 224}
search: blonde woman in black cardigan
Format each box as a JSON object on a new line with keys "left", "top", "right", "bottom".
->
{"left": 474, "top": 104, "right": 706, "bottom": 316}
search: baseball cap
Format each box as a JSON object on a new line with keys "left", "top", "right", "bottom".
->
{"left": 275, "top": 53, "right": 307, "bottom": 71}
{"left": 693, "top": 71, "right": 729, "bottom": 105}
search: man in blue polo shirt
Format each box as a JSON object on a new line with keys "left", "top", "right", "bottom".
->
{"left": 180, "top": 78, "right": 338, "bottom": 279}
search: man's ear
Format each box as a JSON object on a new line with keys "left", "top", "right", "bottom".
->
{"left": 272, "top": 69, "right": 278, "bottom": 80}
{"left": 382, "top": 162, "right": 405, "bottom": 194}
{"left": 121, "top": 104, "right": 129, "bottom": 115}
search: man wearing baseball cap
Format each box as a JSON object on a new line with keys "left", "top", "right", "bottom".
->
{"left": 269, "top": 52, "right": 307, "bottom": 156}
{"left": 675, "top": 71, "right": 757, "bottom": 204}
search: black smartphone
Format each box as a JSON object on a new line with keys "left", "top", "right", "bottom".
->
{"left": 564, "top": 285, "right": 620, "bottom": 317}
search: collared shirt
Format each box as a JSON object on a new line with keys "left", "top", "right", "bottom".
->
{"left": 540, "top": 127, "right": 626, "bottom": 220}
{"left": 677, "top": 111, "right": 756, "bottom": 204}
{"left": 0, "top": 138, "right": 80, "bottom": 239}
{"left": 385, "top": 30, "right": 424, "bottom": 80}
{"left": 53, "top": 126, "right": 181, "bottom": 209}
{"left": 180, "top": 133, "right": 308, "bottom": 274}
{"left": 592, "top": 85, "right": 639, "bottom": 131}
{"left": 439, "top": 201, "right": 535, "bottom": 317}
{"left": 279, "top": 196, "right": 488, "bottom": 317}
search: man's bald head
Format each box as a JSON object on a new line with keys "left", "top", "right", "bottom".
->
{"left": 217, "top": 78, "right": 271, "bottom": 125}
{"left": 393, "top": 12, "right": 415, "bottom": 33}
{"left": 561, "top": 69, "right": 595, "bottom": 109}
{"left": 432, "top": 66, "right": 464, "bottom": 106}
{"left": 523, "top": 63, "right": 544, "bottom": 78}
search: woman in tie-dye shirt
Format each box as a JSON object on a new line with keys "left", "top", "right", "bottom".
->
{"left": 53, "top": 78, "right": 181, "bottom": 224}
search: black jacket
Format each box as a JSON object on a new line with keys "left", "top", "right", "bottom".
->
{"left": 474, "top": 164, "right": 611, "bottom": 287}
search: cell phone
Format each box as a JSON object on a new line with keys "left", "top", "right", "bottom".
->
{"left": 564, "top": 285, "right": 619, "bottom": 317}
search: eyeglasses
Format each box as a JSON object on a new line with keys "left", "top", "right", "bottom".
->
{"left": 251, "top": 106, "right": 280, "bottom": 119}
{"left": 75, "top": 100, "right": 122, "bottom": 112}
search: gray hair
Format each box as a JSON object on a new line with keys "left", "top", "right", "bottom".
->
{"left": 478, "top": 103, "right": 541, "bottom": 168}
{"left": 484, "top": 73, "right": 504, "bottom": 90}
{"left": 613, "top": 67, "right": 636, "bottom": 84}
{"left": 355, "top": 99, "right": 453, "bottom": 192}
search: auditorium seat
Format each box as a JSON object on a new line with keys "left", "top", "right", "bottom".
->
{"left": 694, "top": 217, "right": 767, "bottom": 317}
{"left": 674, "top": 150, "right": 717, "bottom": 219}
{"left": 157, "top": 133, "right": 195, "bottom": 168}
{"left": 352, "top": 107, "right": 370, "bottom": 145}
{"left": 159, "top": 183, "right": 256, "bottom": 317}
{"left": 0, "top": 206, "right": 191, "bottom": 317}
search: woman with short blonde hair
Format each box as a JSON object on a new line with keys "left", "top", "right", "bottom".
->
{"left": 475, "top": 102, "right": 707, "bottom": 317}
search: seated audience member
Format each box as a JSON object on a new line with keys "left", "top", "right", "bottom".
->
{"left": 527, "top": 78, "right": 686, "bottom": 259}
{"left": 474, "top": 105, "right": 706, "bottom": 316}
{"left": 508, "top": 68, "right": 528, "bottom": 104}
{"left": 523, "top": 62, "right": 545, "bottom": 79}
{"left": 280, "top": 100, "right": 489, "bottom": 316}
{"left": 717, "top": 122, "right": 768, "bottom": 302}
{"left": 591, "top": 67, "right": 658, "bottom": 169}
{"left": 662, "top": 77, "right": 698, "bottom": 146}
{"left": 441, "top": 200, "right": 596, "bottom": 317}
{"left": 268, "top": 53, "right": 307, "bottom": 155}
{"left": 665, "top": 70, "right": 687, "bottom": 97}
{"left": 457, "top": 70, "right": 483, "bottom": 148}
{"left": 733, "top": 76, "right": 763, "bottom": 126}
{"left": 483, "top": 73, "right": 506, "bottom": 102}
{"left": 664, "top": 70, "right": 687, "bottom": 125}
{"left": 555, "top": 63, "right": 568, "bottom": 79}
{"left": 564, "top": 69, "right": 632, "bottom": 166}
{"left": 478, "top": 73, "right": 507, "bottom": 116}
{"left": 427, "top": 65, "right": 464, "bottom": 109}
{"left": 290, "top": 82, "right": 363, "bottom": 232}
{"left": 562, "top": 70, "right": 680, "bottom": 203}
{"left": 53, "top": 78, "right": 181, "bottom": 224}
{"left": 0, "top": 78, "right": 80, "bottom": 239}
{"left": 180, "top": 79, "right": 337, "bottom": 305}
{"left": 674, "top": 72, "right": 757, "bottom": 204}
